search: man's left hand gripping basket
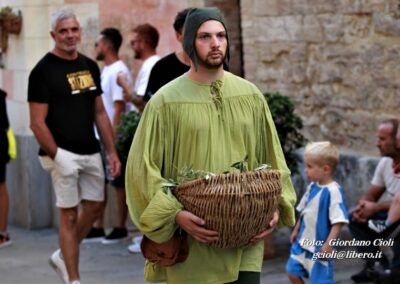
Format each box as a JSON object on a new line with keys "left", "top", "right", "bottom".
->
{"left": 173, "top": 169, "right": 282, "bottom": 248}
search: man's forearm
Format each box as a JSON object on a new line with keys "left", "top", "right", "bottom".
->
{"left": 95, "top": 112, "right": 116, "bottom": 154}
{"left": 131, "top": 94, "right": 145, "bottom": 111}
{"left": 113, "top": 101, "right": 125, "bottom": 131}
{"left": 374, "top": 200, "right": 391, "bottom": 213}
{"left": 29, "top": 102, "right": 58, "bottom": 158}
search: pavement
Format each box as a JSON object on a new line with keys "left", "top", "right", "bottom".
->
{"left": 0, "top": 225, "right": 367, "bottom": 284}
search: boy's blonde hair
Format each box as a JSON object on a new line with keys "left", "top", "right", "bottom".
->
{"left": 304, "top": 141, "right": 339, "bottom": 170}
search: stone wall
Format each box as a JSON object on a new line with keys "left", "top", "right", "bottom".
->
{"left": 241, "top": 0, "right": 400, "bottom": 155}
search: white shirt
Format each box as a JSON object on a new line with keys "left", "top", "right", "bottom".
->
{"left": 101, "top": 60, "right": 133, "bottom": 119}
{"left": 134, "top": 55, "right": 160, "bottom": 96}
{"left": 372, "top": 157, "right": 400, "bottom": 200}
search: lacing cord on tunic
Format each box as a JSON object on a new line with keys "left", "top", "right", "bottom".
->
{"left": 210, "top": 80, "right": 223, "bottom": 111}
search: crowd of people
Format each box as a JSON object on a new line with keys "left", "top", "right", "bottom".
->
{"left": 1, "top": 5, "right": 400, "bottom": 284}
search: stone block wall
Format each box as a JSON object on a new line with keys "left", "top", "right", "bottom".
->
{"left": 241, "top": 0, "right": 400, "bottom": 154}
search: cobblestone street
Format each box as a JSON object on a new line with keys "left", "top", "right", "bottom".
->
{"left": 0, "top": 226, "right": 367, "bottom": 284}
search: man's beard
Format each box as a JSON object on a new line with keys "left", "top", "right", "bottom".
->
{"left": 134, "top": 51, "right": 142, "bottom": 59}
{"left": 196, "top": 48, "right": 226, "bottom": 69}
{"left": 96, "top": 52, "right": 105, "bottom": 61}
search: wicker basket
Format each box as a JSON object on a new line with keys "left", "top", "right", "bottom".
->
{"left": 173, "top": 169, "right": 282, "bottom": 248}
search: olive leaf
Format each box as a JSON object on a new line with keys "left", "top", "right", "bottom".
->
{"left": 177, "top": 166, "right": 215, "bottom": 184}
{"left": 230, "top": 156, "right": 248, "bottom": 173}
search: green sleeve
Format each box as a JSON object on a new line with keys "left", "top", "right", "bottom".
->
{"left": 257, "top": 93, "right": 296, "bottom": 227}
{"left": 125, "top": 103, "right": 183, "bottom": 243}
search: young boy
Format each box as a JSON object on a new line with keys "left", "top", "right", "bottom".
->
{"left": 286, "top": 141, "right": 349, "bottom": 284}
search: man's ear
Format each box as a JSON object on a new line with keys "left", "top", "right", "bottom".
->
{"left": 50, "top": 31, "right": 55, "bottom": 40}
{"left": 106, "top": 41, "right": 114, "bottom": 53}
{"left": 176, "top": 31, "right": 183, "bottom": 43}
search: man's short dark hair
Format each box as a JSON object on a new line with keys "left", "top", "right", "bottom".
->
{"left": 173, "top": 8, "right": 192, "bottom": 33}
{"left": 100, "top": 27, "right": 123, "bottom": 53}
{"left": 133, "top": 24, "right": 159, "bottom": 50}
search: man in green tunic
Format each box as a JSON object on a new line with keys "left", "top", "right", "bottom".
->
{"left": 125, "top": 7, "right": 296, "bottom": 284}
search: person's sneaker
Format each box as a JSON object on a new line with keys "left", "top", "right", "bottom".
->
{"left": 351, "top": 266, "right": 376, "bottom": 282}
{"left": 48, "top": 249, "right": 69, "bottom": 284}
{"left": 82, "top": 227, "right": 105, "bottom": 244}
{"left": 0, "top": 232, "right": 12, "bottom": 249}
{"left": 133, "top": 235, "right": 143, "bottom": 244}
{"left": 101, "top": 227, "right": 128, "bottom": 244}
{"left": 368, "top": 220, "right": 388, "bottom": 234}
{"left": 374, "top": 267, "right": 400, "bottom": 284}
{"left": 70, "top": 280, "right": 81, "bottom": 284}
{"left": 127, "top": 242, "right": 141, "bottom": 254}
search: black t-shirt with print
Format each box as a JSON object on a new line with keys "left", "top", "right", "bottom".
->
{"left": 28, "top": 52, "right": 102, "bottom": 156}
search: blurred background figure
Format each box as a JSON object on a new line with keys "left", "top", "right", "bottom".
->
{"left": 0, "top": 88, "right": 12, "bottom": 249}
{"left": 121, "top": 23, "right": 160, "bottom": 112}
{"left": 143, "top": 8, "right": 192, "bottom": 101}
{"left": 84, "top": 27, "right": 133, "bottom": 245}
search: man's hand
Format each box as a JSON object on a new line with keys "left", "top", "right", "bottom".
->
{"left": 117, "top": 72, "right": 146, "bottom": 111}
{"left": 107, "top": 152, "right": 121, "bottom": 178}
{"left": 394, "top": 163, "right": 400, "bottom": 176}
{"left": 249, "top": 210, "right": 279, "bottom": 245}
{"left": 351, "top": 200, "right": 377, "bottom": 223}
{"left": 116, "top": 72, "right": 132, "bottom": 102}
{"left": 175, "top": 210, "right": 219, "bottom": 243}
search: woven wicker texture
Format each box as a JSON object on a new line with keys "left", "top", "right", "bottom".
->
{"left": 174, "top": 170, "right": 282, "bottom": 248}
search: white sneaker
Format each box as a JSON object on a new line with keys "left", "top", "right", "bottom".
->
{"left": 127, "top": 242, "right": 141, "bottom": 254}
{"left": 48, "top": 249, "right": 69, "bottom": 284}
{"left": 133, "top": 235, "right": 143, "bottom": 244}
{"left": 70, "top": 281, "right": 80, "bottom": 284}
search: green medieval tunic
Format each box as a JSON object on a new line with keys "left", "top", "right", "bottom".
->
{"left": 125, "top": 71, "right": 296, "bottom": 283}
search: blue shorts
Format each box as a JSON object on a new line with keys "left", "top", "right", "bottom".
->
{"left": 286, "top": 242, "right": 333, "bottom": 284}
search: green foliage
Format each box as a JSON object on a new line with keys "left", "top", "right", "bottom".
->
{"left": 0, "top": 6, "right": 18, "bottom": 18}
{"left": 170, "top": 160, "right": 271, "bottom": 187}
{"left": 177, "top": 166, "right": 215, "bottom": 184}
{"left": 230, "top": 156, "right": 248, "bottom": 173}
{"left": 0, "top": 6, "right": 12, "bottom": 17}
{"left": 115, "top": 111, "right": 141, "bottom": 161}
{"left": 264, "top": 92, "right": 306, "bottom": 173}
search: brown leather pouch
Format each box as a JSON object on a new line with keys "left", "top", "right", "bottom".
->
{"left": 140, "top": 230, "right": 189, "bottom": 266}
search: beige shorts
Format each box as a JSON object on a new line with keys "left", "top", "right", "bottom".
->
{"left": 38, "top": 147, "right": 105, "bottom": 208}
